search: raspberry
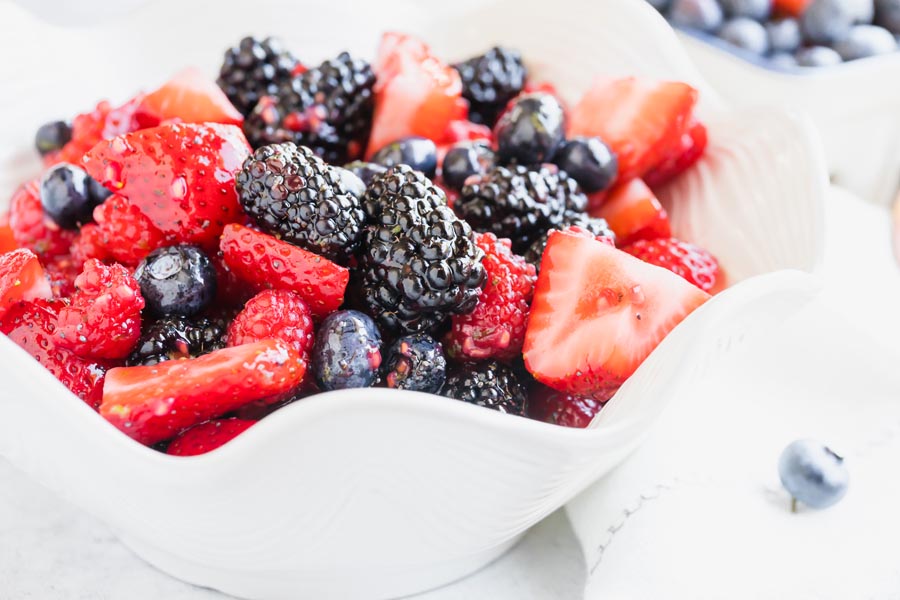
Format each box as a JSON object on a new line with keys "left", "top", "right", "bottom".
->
{"left": 48, "top": 97, "right": 146, "bottom": 167}
{"left": 227, "top": 289, "right": 314, "bottom": 363}
{"left": 43, "top": 254, "right": 81, "bottom": 298}
{"left": 55, "top": 259, "right": 145, "bottom": 360}
{"left": 7, "top": 180, "right": 76, "bottom": 259}
{"left": 89, "top": 195, "right": 166, "bottom": 266}
{"left": 444, "top": 233, "right": 536, "bottom": 361}
{"left": 0, "top": 299, "right": 109, "bottom": 407}
{"left": 622, "top": 237, "right": 720, "bottom": 292}
{"left": 527, "top": 385, "right": 608, "bottom": 428}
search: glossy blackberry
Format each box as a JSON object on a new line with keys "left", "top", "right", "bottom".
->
{"left": 455, "top": 165, "right": 587, "bottom": 252}
{"left": 359, "top": 165, "right": 486, "bottom": 335}
{"left": 127, "top": 315, "right": 227, "bottom": 366}
{"left": 453, "top": 47, "right": 527, "bottom": 126}
{"left": 134, "top": 245, "right": 217, "bottom": 316}
{"left": 236, "top": 142, "right": 365, "bottom": 263}
{"left": 217, "top": 36, "right": 298, "bottom": 117}
{"left": 312, "top": 310, "right": 383, "bottom": 391}
{"left": 523, "top": 213, "right": 616, "bottom": 272}
{"left": 383, "top": 334, "right": 447, "bottom": 393}
{"left": 243, "top": 52, "right": 375, "bottom": 164}
{"left": 441, "top": 361, "right": 527, "bottom": 415}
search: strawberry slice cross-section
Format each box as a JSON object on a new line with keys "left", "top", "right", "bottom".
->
{"left": 0, "top": 249, "right": 51, "bottom": 320}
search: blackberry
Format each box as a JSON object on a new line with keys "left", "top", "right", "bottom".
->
{"left": 359, "top": 165, "right": 486, "bottom": 335}
{"left": 217, "top": 36, "right": 298, "bottom": 117}
{"left": 523, "top": 213, "right": 616, "bottom": 272}
{"left": 455, "top": 165, "right": 587, "bottom": 252}
{"left": 236, "top": 143, "right": 365, "bottom": 263}
{"left": 453, "top": 47, "right": 527, "bottom": 126}
{"left": 243, "top": 52, "right": 375, "bottom": 164}
{"left": 127, "top": 315, "right": 227, "bottom": 366}
{"left": 383, "top": 334, "right": 447, "bottom": 393}
{"left": 441, "top": 361, "right": 527, "bottom": 415}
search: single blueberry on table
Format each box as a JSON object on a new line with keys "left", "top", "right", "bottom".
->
{"left": 441, "top": 141, "right": 497, "bottom": 191}
{"left": 668, "top": 0, "right": 725, "bottom": 32}
{"left": 554, "top": 137, "right": 618, "bottom": 193}
{"left": 718, "top": 17, "right": 771, "bottom": 54}
{"left": 39, "top": 163, "right": 97, "bottom": 229}
{"left": 795, "top": 45, "right": 845, "bottom": 66}
{"left": 834, "top": 24, "right": 898, "bottom": 58}
{"left": 370, "top": 136, "right": 439, "bottom": 179}
{"left": 778, "top": 439, "right": 849, "bottom": 510}
{"left": 766, "top": 18, "right": 803, "bottom": 53}
{"left": 313, "top": 310, "right": 383, "bottom": 391}
{"left": 493, "top": 92, "right": 566, "bottom": 165}
{"left": 34, "top": 120, "right": 72, "bottom": 156}
{"left": 720, "top": 0, "right": 771, "bottom": 21}
{"left": 135, "top": 245, "right": 217, "bottom": 317}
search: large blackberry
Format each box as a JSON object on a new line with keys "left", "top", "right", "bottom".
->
{"left": 127, "top": 315, "right": 228, "bottom": 366}
{"left": 217, "top": 36, "right": 298, "bottom": 117}
{"left": 523, "top": 213, "right": 616, "bottom": 272}
{"left": 243, "top": 52, "right": 375, "bottom": 164}
{"left": 441, "top": 361, "right": 527, "bottom": 415}
{"left": 236, "top": 143, "right": 365, "bottom": 263}
{"left": 453, "top": 47, "right": 527, "bottom": 126}
{"left": 359, "top": 165, "right": 486, "bottom": 336}
{"left": 455, "top": 165, "right": 587, "bottom": 253}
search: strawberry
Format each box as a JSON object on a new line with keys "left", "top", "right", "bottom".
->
{"left": 523, "top": 229, "right": 710, "bottom": 398}
{"left": 100, "top": 339, "right": 306, "bottom": 445}
{"left": 644, "top": 120, "right": 708, "bottom": 188}
{"left": 590, "top": 178, "right": 671, "bottom": 246}
{"left": 219, "top": 224, "right": 348, "bottom": 319}
{"left": 49, "top": 96, "right": 148, "bottom": 167}
{"left": 82, "top": 122, "right": 251, "bottom": 250}
{"left": 773, "top": 0, "right": 812, "bottom": 16}
{"left": 367, "top": 32, "right": 467, "bottom": 156}
{"left": 138, "top": 67, "right": 244, "bottom": 127}
{"left": 0, "top": 212, "right": 17, "bottom": 254}
{"left": 55, "top": 259, "right": 144, "bottom": 360}
{"left": 227, "top": 289, "right": 315, "bottom": 363}
{"left": 0, "top": 249, "right": 52, "bottom": 319}
{"left": 0, "top": 299, "right": 109, "bottom": 407}
{"left": 622, "top": 237, "right": 721, "bottom": 293}
{"left": 166, "top": 418, "right": 256, "bottom": 456}
{"left": 7, "top": 180, "right": 77, "bottom": 259}
{"left": 88, "top": 194, "right": 166, "bottom": 266}
{"left": 568, "top": 77, "right": 698, "bottom": 181}
{"left": 527, "top": 385, "right": 609, "bottom": 428}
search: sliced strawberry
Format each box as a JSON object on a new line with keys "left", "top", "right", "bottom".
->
{"left": 166, "top": 418, "right": 256, "bottom": 456}
{"left": 367, "top": 32, "right": 467, "bottom": 156}
{"left": 219, "top": 224, "right": 348, "bottom": 319}
{"left": 7, "top": 180, "right": 77, "bottom": 259}
{"left": 83, "top": 122, "right": 251, "bottom": 250}
{"left": 50, "top": 96, "right": 147, "bottom": 167}
{"left": 622, "top": 237, "right": 721, "bottom": 293}
{"left": 0, "top": 249, "right": 51, "bottom": 319}
{"left": 568, "top": 77, "right": 698, "bottom": 181}
{"left": 0, "top": 299, "right": 109, "bottom": 407}
{"left": 101, "top": 339, "right": 305, "bottom": 446}
{"left": 523, "top": 229, "right": 709, "bottom": 398}
{"left": 0, "top": 213, "right": 17, "bottom": 254}
{"left": 527, "top": 385, "right": 609, "bottom": 428}
{"left": 590, "top": 178, "right": 671, "bottom": 246}
{"left": 138, "top": 67, "right": 243, "bottom": 127}
{"left": 644, "top": 120, "right": 708, "bottom": 188}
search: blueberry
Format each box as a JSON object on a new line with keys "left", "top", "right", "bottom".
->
{"left": 795, "top": 45, "right": 845, "bottom": 66}
{"left": 553, "top": 137, "right": 618, "bottom": 193}
{"left": 39, "top": 163, "right": 97, "bottom": 229}
{"left": 336, "top": 167, "right": 366, "bottom": 199}
{"left": 718, "top": 17, "right": 770, "bottom": 53}
{"left": 134, "top": 246, "right": 217, "bottom": 317}
{"left": 441, "top": 141, "right": 497, "bottom": 190}
{"left": 801, "top": 0, "right": 858, "bottom": 44}
{"left": 34, "top": 120, "right": 71, "bottom": 157}
{"left": 370, "top": 136, "right": 439, "bottom": 179}
{"left": 876, "top": 0, "right": 900, "bottom": 32}
{"left": 778, "top": 440, "right": 849, "bottom": 510}
{"left": 382, "top": 334, "right": 446, "bottom": 393}
{"left": 646, "top": 0, "right": 672, "bottom": 10}
{"left": 313, "top": 310, "right": 383, "bottom": 390}
{"left": 343, "top": 160, "right": 388, "bottom": 188}
{"left": 87, "top": 176, "right": 113, "bottom": 204}
{"left": 493, "top": 93, "right": 566, "bottom": 165}
{"left": 720, "top": 0, "right": 771, "bottom": 20}
{"left": 668, "top": 0, "right": 725, "bottom": 32}
{"left": 834, "top": 24, "right": 898, "bottom": 58}
{"left": 766, "top": 18, "right": 803, "bottom": 52}
{"left": 769, "top": 51, "right": 800, "bottom": 68}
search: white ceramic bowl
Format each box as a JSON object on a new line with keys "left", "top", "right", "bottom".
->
{"left": 670, "top": 28, "right": 900, "bottom": 207}
{"left": 0, "top": 0, "right": 827, "bottom": 598}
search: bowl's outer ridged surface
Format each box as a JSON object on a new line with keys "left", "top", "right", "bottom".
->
{"left": 0, "top": 0, "right": 827, "bottom": 598}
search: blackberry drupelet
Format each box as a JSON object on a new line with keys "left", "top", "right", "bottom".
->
{"left": 523, "top": 213, "right": 616, "bottom": 272}
{"left": 243, "top": 52, "right": 375, "bottom": 164}
{"left": 236, "top": 142, "right": 365, "bottom": 263}
{"left": 217, "top": 36, "right": 298, "bottom": 117}
{"left": 441, "top": 361, "right": 527, "bottom": 415}
{"left": 359, "top": 165, "right": 486, "bottom": 336}
{"left": 453, "top": 47, "right": 527, "bottom": 126}
{"left": 455, "top": 165, "right": 587, "bottom": 253}
{"left": 383, "top": 333, "right": 447, "bottom": 393}
{"left": 127, "top": 315, "right": 228, "bottom": 366}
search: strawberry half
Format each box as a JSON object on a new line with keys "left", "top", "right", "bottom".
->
{"left": 0, "top": 249, "right": 51, "bottom": 319}
{"left": 0, "top": 213, "right": 17, "bottom": 254}
{"left": 83, "top": 122, "right": 251, "bottom": 250}
{"left": 367, "top": 32, "right": 467, "bottom": 156}
{"left": 166, "top": 418, "right": 256, "bottom": 456}
{"left": 219, "top": 224, "right": 348, "bottom": 319}
{"left": 523, "top": 229, "right": 709, "bottom": 398}
{"left": 622, "top": 237, "right": 721, "bottom": 293}
{"left": 644, "top": 120, "right": 708, "bottom": 188}
{"left": 568, "top": 77, "right": 698, "bottom": 182}
{"left": 138, "top": 67, "right": 244, "bottom": 127}
{"left": 101, "top": 339, "right": 305, "bottom": 446}
{"left": 590, "top": 178, "right": 671, "bottom": 246}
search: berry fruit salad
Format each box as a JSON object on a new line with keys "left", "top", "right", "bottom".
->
{"left": 0, "top": 33, "right": 723, "bottom": 454}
